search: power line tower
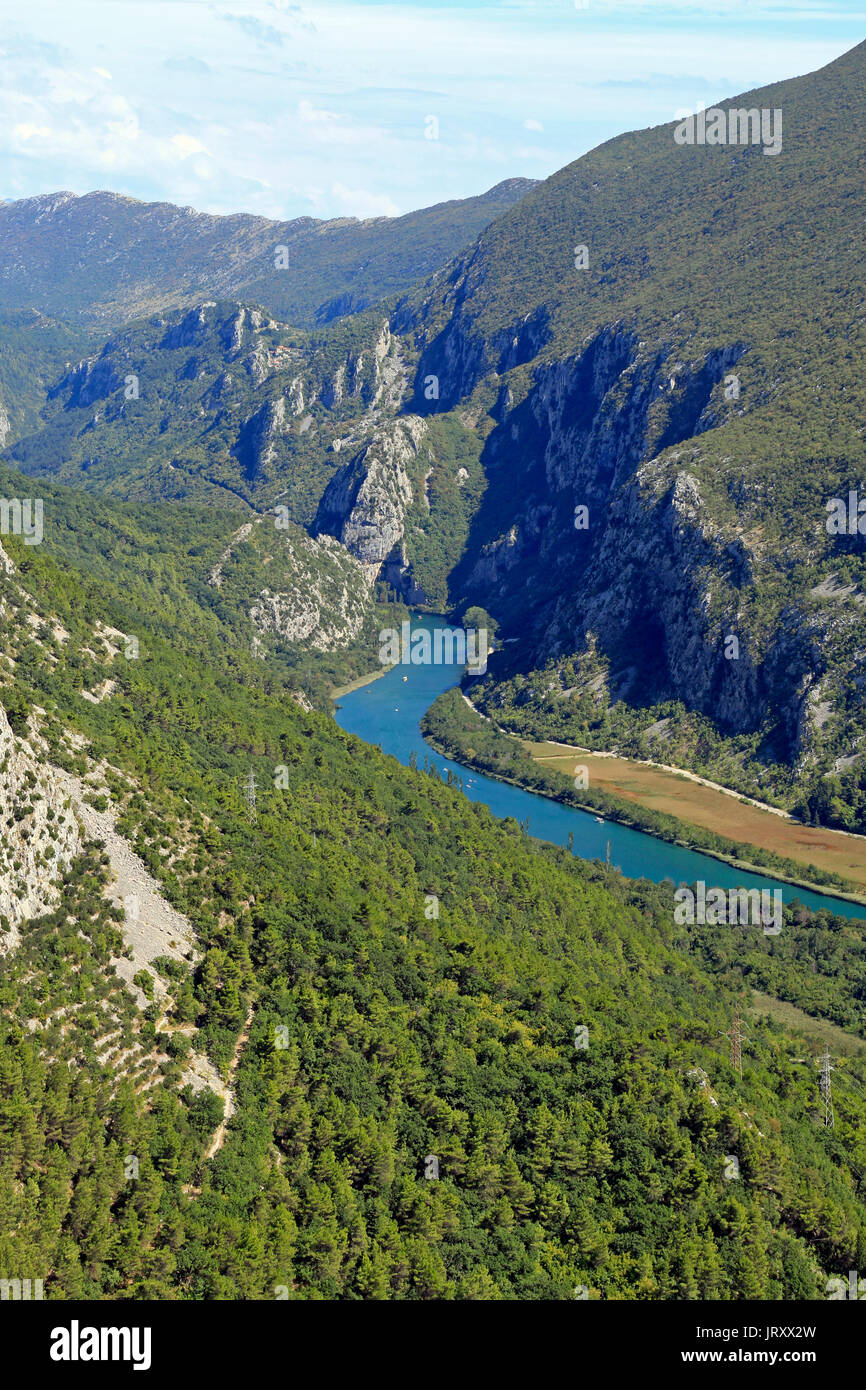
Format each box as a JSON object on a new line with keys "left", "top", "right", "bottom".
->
{"left": 242, "top": 769, "right": 258, "bottom": 826}
{"left": 819, "top": 1046, "right": 835, "bottom": 1128}
{"left": 724, "top": 1003, "right": 748, "bottom": 1077}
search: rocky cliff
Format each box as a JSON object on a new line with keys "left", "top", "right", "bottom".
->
{"left": 0, "top": 702, "right": 81, "bottom": 950}
{"left": 314, "top": 417, "right": 429, "bottom": 594}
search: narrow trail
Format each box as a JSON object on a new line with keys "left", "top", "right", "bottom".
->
{"left": 202, "top": 1005, "right": 255, "bottom": 1163}
{"left": 459, "top": 693, "right": 865, "bottom": 836}
{"left": 531, "top": 742, "right": 795, "bottom": 820}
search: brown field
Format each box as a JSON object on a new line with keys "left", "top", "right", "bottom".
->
{"left": 526, "top": 741, "right": 866, "bottom": 890}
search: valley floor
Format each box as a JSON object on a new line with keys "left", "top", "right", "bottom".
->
{"left": 527, "top": 740, "right": 866, "bottom": 891}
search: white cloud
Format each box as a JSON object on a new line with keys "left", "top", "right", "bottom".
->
{"left": 298, "top": 98, "right": 341, "bottom": 125}
{"left": 171, "top": 133, "right": 208, "bottom": 158}
{"left": 13, "top": 123, "right": 53, "bottom": 141}
{"left": 330, "top": 182, "right": 400, "bottom": 218}
{"left": 0, "top": 0, "right": 854, "bottom": 221}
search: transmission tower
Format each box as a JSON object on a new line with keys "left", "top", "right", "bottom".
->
{"left": 819, "top": 1046, "right": 835, "bottom": 1128}
{"left": 724, "top": 1003, "right": 748, "bottom": 1077}
{"left": 242, "top": 769, "right": 258, "bottom": 826}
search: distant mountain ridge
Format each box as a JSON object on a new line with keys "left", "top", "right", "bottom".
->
{"left": 0, "top": 179, "right": 536, "bottom": 332}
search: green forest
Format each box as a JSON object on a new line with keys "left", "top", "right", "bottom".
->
{"left": 1, "top": 468, "right": 866, "bottom": 1299}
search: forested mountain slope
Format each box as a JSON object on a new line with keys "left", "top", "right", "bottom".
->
{"left": 7, "top": 45, "right": 866, "bottom": 831}
{"left": 0, "top": 180, "right": 535, "bottom": 333}
{"left": 1, "top": 463, "right": 866, "bottom": 1298}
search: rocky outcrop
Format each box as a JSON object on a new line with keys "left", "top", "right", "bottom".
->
{"left": 453, "top": 324, "right": 831, "bottom": 747}
{"left": 248, "top": 534, "right": 370, "bottom": 649}
{"left": 51, "top": 765, "right": 198, "bottom": 1008}
{"left": 57, "top": 352, "right": 123, "bottom": 408}
{"left": 314, "top": 417, "right": 427, "bottom": 581}
{"left": 233, "top": 396, "right": 289, "bottom": 482}
{"left": 0, "top": 703, "right": 82, "bottom": 950}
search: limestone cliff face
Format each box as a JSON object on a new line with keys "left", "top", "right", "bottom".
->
{"left": 0, "top": 704, "right": 82, "bottom": 950}
{"left": 21, "top": 300, "right": 415, "bottom": 511}
{"left": 208, "top": 517, "right": 371, "bottom": 650}
{"left": 314, "top": 417, "right": 427, "bottom": 584}
{"left": 58, "top": 352, "right": 123, "bottom": 409}
{"left": 248, "top": 533, "right": 371, "bottom": 649}
{"left": 234, "top": 395, "right": 289, "bottom": 482}
{"left": 451, "top": 322, "right": 838, "bottom": 757}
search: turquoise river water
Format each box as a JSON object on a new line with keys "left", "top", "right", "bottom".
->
{"left": 334, "top": 615, "right": 866, "bottom": 921}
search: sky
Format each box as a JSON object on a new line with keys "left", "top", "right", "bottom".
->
{"left": 1, "top": 0, "right": 864, "bottom": 223}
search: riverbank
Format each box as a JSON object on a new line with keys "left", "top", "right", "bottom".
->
{"left": 424, "top": 729, "right": 866, "bottom": 905}
{"left": 527, "top": 740, "right": 866, "bottom": 893}
{"left": 330, "top": 667, "right": 388, "bottom": 701}
{"left": 421, "top": 693, "right": 866, "bottom": 907}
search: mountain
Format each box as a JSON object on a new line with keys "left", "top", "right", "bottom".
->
{"left": 5, "top": 39, "right": 866, "bottom": 1303}
{"left": 9, "top": 43, "right": 866, "bottom": 829}
{"left": 0, "top": 178, "right": 533, "bottom": 460}
{"left": 387, "top": 40, "right": 866, "bottom": 825}
{"left": 0, "top": 308, "right": 91, "bottom": 445}
{"left": 1, "top": 462, "right": 866, "bottom": 1299}
{"left": 5, "top": 298, "right": 484, "bottom": 610}
{"left": 0, "top": 180, "right": 536, "bottom": 334}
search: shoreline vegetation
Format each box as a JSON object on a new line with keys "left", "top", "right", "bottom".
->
{"left": 420, "top": 686, "right": 866, "bottom": 907}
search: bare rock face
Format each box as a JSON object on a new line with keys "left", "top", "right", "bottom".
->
{"left": 0, "top": 704, "right": 82, "bottom": 950}
{"left": 59, "top": 353, "right": 123, "bottom": 408}
{"left": 207, "top": 517, "right": 372, "bottom": 651}
{"left": 249, "top": 533, "right": 371, "bottom": 649}
{"left": 234, "top": 395, "right": 289, "bottom": 482}
{"left": 314, "top": 417, "right": 427, "bottom": 581}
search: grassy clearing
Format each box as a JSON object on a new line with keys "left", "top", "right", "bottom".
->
{"left": 748, "top": 991, "right": 866, "bottom": 1057}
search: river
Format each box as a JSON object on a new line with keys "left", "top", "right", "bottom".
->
{"left": 335, "top": 615, "right": 866, "bottom": 921}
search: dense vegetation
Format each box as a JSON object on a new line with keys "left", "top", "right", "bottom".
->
{"left": 393, "top": 42, "right": 866, "bottom": 833}
{"left": 2, "top": 468, "right": 866, "bottom": 1298}
{"left": 0, "top": 181, "right": 535, "bottom": 336}
{"left": 2, "top": 39, "right": 866, "bottom": 1302}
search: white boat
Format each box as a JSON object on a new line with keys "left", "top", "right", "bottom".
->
{"left": 595, "top": 816, "right": 604, "bottom": 824}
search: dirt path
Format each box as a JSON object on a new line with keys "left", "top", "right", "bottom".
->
{"left": 455, "top": 697, "right": 866, "bottom": 888}
{"left": 202, "top": 1005, "right": 254, "bottom": 1162}
{"left": 530, "top": 739, "right": 795, "bottom": 819}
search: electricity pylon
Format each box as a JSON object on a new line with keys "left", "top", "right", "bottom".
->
{"left": 242, "top": 769, "right": 258, "bottom": 826}
{"left": 724, "top": 1003, "right": 748, "bottom": 1077}
{"left": 819, "top": 1046, "right": 835, "bottom": 1128}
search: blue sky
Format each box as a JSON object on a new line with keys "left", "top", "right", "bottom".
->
{"left": 2, "top": 0, "right": 863, "bottom": 221}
